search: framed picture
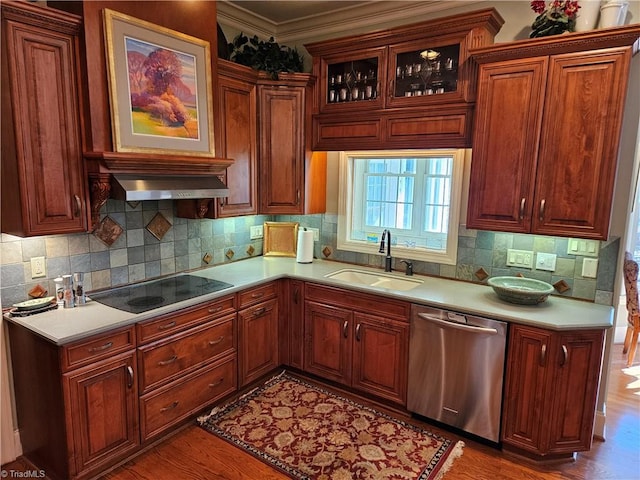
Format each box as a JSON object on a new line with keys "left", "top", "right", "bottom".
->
{"left": 103, "top": 9, "right": 215, "bottom": 156}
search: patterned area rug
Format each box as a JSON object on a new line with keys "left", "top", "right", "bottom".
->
{"left": 198, "top": 372, "right": 464, "bottom": 479}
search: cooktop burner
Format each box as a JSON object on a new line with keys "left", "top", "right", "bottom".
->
{"left": 89, "top": 275, "right": 234, "bottom": 314}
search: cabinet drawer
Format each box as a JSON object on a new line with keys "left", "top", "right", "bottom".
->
{"left": 306, "top": 283, "right": 410, "bottom": 321}
{"left": 61, "top": 327, "right": 135, "bottom": 372}
{"left": 138, "top": 315, "right": 235, "bottom": 393}
{"left": 312, "top": 117, "right": 382, "bottom": 150}
{"left": 383, "top": 108, "right": 472, "bottom": 148}
{"left": 140, "top": 354, "right": 237, "bottom": 441}
{"left": 137, "top": 295, "right": 236, "bottom": 344}
{"left": 238, "top": 283, "right": 277, "bottom": 309}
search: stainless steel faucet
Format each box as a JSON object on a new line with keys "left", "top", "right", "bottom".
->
{"left": 378, "top": 229, "right": 392, "bottom": 272}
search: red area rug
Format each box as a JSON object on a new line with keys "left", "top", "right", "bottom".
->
{"left": 199, "top": 372, "right": 464, "bottom": 479}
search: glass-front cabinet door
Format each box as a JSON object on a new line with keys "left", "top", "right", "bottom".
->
{"left": 387, "top": 37, "right": 466, "bottom": 108}
{"left": 319, "top": 47, "right": 386, "bottom": 112}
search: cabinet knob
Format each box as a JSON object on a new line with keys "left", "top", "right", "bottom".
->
{"left": 540, "top": 343, "right": 547, "bottom": 367}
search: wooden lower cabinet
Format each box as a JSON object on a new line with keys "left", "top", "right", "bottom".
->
{"left": 238, "top": 283, "right": 280, "bottom": 387}
{"left": 7, "top": 296, "right": 239, "bottom": 480}
{"left": 501, "top": 324, "right": 605, "bottom": 459}
{"left": 280, "top": 279, "right": 305, "bottom": 369}
{"left": 7, "top": 323, "right": 139, "bottom": 480}
{"left": 63, "top": 352, "right": 139, "bottom": 478}
{"left": 303, "top": 283, "right": 409, "bottom": 405}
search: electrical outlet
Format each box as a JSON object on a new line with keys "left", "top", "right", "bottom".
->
{"left": 250, "top": 225, "right": 264, "bottom": 240}
{"left": 31, "top": 256, "right": 46, "bottom": 278}
{"left": 307, "top": 227, "right": 320, "bottom": 241}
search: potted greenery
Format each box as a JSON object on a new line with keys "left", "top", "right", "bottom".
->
{"left": 227, "top": 33, "right": 304, "bottom": 79}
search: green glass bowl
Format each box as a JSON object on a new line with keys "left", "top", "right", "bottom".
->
{"left": 487, "top": 276, "right": 554, "bottom": 305}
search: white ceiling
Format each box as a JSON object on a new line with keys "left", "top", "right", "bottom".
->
{"left": 226, "top": 1, "right": 369, "bottom": 24}
{"left": 218, "top": 0, "right": 486, "bottom": 43}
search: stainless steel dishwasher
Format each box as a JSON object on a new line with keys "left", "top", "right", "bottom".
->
{"left": 407, "top": 304, "right": 507, "bottom": 442}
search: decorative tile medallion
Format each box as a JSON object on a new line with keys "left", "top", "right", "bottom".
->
{"left": 322, "top": 246, "right": 332, "bottom": 258}
{"left": 246, "top": 245, "right": 255, "bottom": 256}
{"left": 554, "top": 279, "right": 571, "bottom": 293}
{"left": 225, "top": 249, "right": 235, "bottom": 260}
{"left": 474, "top": 267, "right": 489, "bottom": 281}
{"left": 127, "top": 201, "right": 141, "bottom": 209}
{"left": 202, "top": 252, "right": 212, "bottom": 264}
{"left": 93, "top": 215, "right": 124, "bottom": 246}
{"left": 146, "top": 212, "right": 172, "bottom": 241}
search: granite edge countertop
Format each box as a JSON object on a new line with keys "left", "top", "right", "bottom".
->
{"left": 3, "top": 256, "right": 614, "bottom": 345}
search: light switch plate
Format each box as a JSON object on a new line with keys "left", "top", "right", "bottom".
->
{"left": 250, "top": 225, "right": 264, "bottom": 239}
{"left": 506, "top": 249, "right": 533, "bottom": 268}
{"left": 568, "top": 238, "right": 600, "bottom": 257}
{"left": 536, "top": 252, "right": 557, "bottom": 271}
{"left": 582, "top": 258, "right": 599, "bottom": 278}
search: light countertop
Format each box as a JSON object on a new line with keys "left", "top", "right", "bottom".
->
{"left": 3, "top": 256, "right": 614, "bottom": 345}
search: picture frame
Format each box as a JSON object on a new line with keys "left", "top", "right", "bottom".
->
{"left": 103, "top": 9, "right": 215, "bottom": 156}
{"left": 263, "top": 222, "right": 299, "bottom": 257}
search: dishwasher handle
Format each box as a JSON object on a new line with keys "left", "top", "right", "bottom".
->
{"left": 417, "top": 313, "right": 499, "bottom": 335}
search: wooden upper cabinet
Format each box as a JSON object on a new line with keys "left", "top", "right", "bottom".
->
{"left": 305, "top": 8, "right": 504, "bottom": 151}
{"left": 259, "top": 84, "right": 305, "bottom": 213}
{"left": 1, "top": 1, "right": 89, "bottom": 236}
{"left": 467, "top": 57, "right": 548, "bottom": 233}
{"left": 257, "top": 73, "right": 325, "bottom": 215}
{"left": 467, "top": 26, "right": 640, "bottom": 240}
{"left": 216, "top": 61, "right": 258, "bottom": 218}
{"left": 532, "top": 51, "right": 629, "bottom": 238}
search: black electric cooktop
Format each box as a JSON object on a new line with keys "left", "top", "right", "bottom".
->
{"left": 89, "top": 275, "right": 234, "bottom": 314}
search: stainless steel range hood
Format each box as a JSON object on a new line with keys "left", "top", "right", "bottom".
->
{"left": 111, "top": 174, "right": 229, "bottom": 202}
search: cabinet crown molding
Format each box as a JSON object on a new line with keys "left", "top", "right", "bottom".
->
{"left": 470, "top": 24, "right": 640, "bottom": 64}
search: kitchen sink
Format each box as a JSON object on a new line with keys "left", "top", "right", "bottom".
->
{"left": 325, "top": 268, "right": 423, "bottom": 291}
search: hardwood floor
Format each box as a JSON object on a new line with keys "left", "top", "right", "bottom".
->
{"left": 3, "top": 344, "right": 639, "bottom": 480}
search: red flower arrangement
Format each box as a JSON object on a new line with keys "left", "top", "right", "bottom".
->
{"left": 530, "top": 0, "right": 581, "bottom": 37}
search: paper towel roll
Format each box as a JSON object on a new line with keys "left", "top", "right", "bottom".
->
{"left": 296, "top": 229, "right": 314, "bottom": 263}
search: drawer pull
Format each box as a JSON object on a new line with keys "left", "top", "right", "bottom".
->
{"left": 560, "top": 344, "right": 568, "bottom": 366}
{"left": 208, "top": 306, "right": 224, "bottom": 314}
{"left": 88, "top": 341, "right": 113, "bottom": 353}
{"left": 540, "top": 343, "right": 547, "bottom": 367}
{"left": 158, "top": 355, "right": 178, "bottom": 366}
{"left": 208, "top": 378, "right": 224, "bottom": 388}
{"left": 157, "top": 321, "right": 176, "bottom": 331}
{"left": 250, "top": 292, "right": 265, "bottom": 299}
{"left": 253, "top": 307, "right": 266, "bottom": 316}
{"left": 73, "top": 195, "right": 82, "bottom": 217}
{"left": 160, "top": 401, "right": 179, "bottom": 412}
{"left": 208, "top": 336, "right": 224, "bottom": 346}
{"left": 126, "top": 366, "right": 134, "bottom": 389}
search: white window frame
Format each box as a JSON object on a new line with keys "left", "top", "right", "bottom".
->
{"left": 337, "top": 149, "right": 465, "bottom": 265}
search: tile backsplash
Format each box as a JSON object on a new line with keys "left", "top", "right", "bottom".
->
{"left": 0, "top": 204, "right": 618, "bottom": 308}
